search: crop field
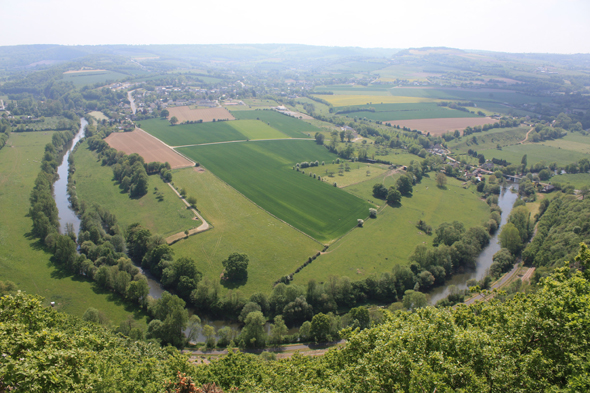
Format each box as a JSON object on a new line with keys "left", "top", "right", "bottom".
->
{"left": 61, "top": 70, "right": 128, "bottom": 87}
{"left": 479, "top": 143, "right": 589, "bottom": 167}
{"left": 0, "top": 132, "right": 141, "bottom": 325}
{"left": 231, "top": 110, "right": 319, "bottom": 137}
{"left": 292, "top": 176, "right": 490, "bottom": 285}
{"left": 338, "top": 102, "right": 478, "bottom": 121}
{"left": 140, "top": 119, "right": 245, "bottom": 146}
{"left": 73, "top": 142, "right": 196, "bottom": 237}
{"left": 389, "top": 117, "right": 499, "bottom": 135}
{"left": 170, "top": 168, "right": 321, "bottom": 296}
{"left": 448, "top": 126, "right": 529, "bottom": 154}
{"left": 167, "top": 106, "right": 235, "bottom": 123}
{"left": 313, "top": 95, "right": 440, "bottom": 107}
{"left": 177, "top": 140, "right": 373, "bottom": 242}
{"left": 228, "top": 119, "right": 289, "bottom": 140}
{"left": 105, "top": 130, "right": 194, "bottom": 168}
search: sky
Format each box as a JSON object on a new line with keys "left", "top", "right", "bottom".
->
{"left": 1, "top": 0, "right": 589, "bottom": 54}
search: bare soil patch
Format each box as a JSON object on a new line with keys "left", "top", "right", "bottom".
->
{"left": 105, "top": 130, "right": 193, "bottom": 169}
{"left": 167, "top": 106, "right": 235, "bottom": 123}
{"left": 387, "top": 117, "right": 499, "bottom": 136}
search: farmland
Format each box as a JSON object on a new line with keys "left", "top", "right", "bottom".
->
{"left": 388, "top": 117, "right": 499, "bottom": 135}
{"left": 170, "top": 168, "right": 321, "bottom": 296}
{"left": 551, "top": 173, "right": 590, "bottom": 189}
{"left": 313, "top": 95, "right": 440, "bottom": 107}
{"left": 231, "top": 110, "right": 320, "bottom": 137}
{"left": 61, "top": 70, "right": 128, "bottom": 87}
{"left": 177, "top": 140, "right": 373, "bottom": 242}
{"left": 292, "top": 176, "right": 490, "bottom": 285}
{"left": 228, "top": 119, "right": 289, "bottom": 140}
{"left": 0, "top": 132, "right": 141, "bottom": 324}
{"left": 167, "top": 106, "right": 235, "bottom": 123}
{"left": 542, "top": 133, "right": 590, "bottom": 154}
{"left": 105, "top": 130, "right": 194, "bottom": 168}
{"left": 448, "top": 126, "right": 529, "bottom": 154}
{"left": 140, "top": 119, "right": 245, "bottom": 146}
{"left": 479, "top": 142, "right": 589, "bottom": 167}
{"left": 337, "top": 102, "right": 478, "bottom": 121}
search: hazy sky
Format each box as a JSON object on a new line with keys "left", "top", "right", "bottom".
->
{"left": 1, "top": 0, "right": 588, "bottom": 53}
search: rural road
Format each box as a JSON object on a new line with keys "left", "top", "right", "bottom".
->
{"left": 165, "top": 183, "right": 210, "bottom": 244}
{"left": 128, "top": 90, "right": 136, "bottom": 114}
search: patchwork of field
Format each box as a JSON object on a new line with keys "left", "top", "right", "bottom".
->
{"left": 177, "top": 140, "right": 372, "bottom": 243}
{"left": 167, "top": 106, "right": 235, "bottom": 123}
{"left": 231, "top": 110, "right": 319, "bottom": 138}
{"left": 389, "top": 117, "right": 499, "bottom": 135}
{"left": 338, "top": 103, "right": 478, "bottom": 121}
{"left": 73, "top": 142, "right": 196, "bottom": 237}
{"left": 0, "top": 132, "right": 140, "bottom": 324}
{"left": 292, "top": 176, "right": 490, "bottom": 285}
{"left": 170, "top": 168, "right": 321, "bottom": 296}
{"left": 228, "top": 119, "right": 289, "bottom": 140}
{"left": 104, "top": 129, "right": 194, "bottom": 168}
{"left": 140, "top": 119, "right": 245, "bottom": 146}
{"left": 480, "top": 143, "right": 588, "bottom": 167}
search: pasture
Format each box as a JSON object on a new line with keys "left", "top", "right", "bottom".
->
{"left": 479, "top": 143, "right": 589, "bottom": 167}
{"left": 73, "top": 142, "right": 196, "bottom": 237}
{"left": 389, "top": 117, "right": 499, "bottom": 135}
{"left": 0, "top": 132, "right": 142, "bottom": 325}
{"left": 140, "top": 119, "right": 245, "bottom": 146}
{"left": 313, "top": 95, "right": 440, "bottom": 107}
{"left": 306, "top": 162, "right": 390, "bottom": 188}
{"left": 550, "top": 173, "right": 590, "bottom": 189}
{"left": 292, "top": 176, "right": 490, "bottom": 285}
{"left": 448, "top": 126, "right": 529, "bottom": 154}
{"left": 105, "top": 130, "right": 194, "bottom": 168}
{"left": 231, "top": 110, "right": 319, "bottom": 137}
{"left": 228, "top": 119, "right": 289, "bottom": 140}
{"left": 177, "top": 140, "right": 372, "bottom": 243}
{"left": 543, "top": 133, "right": 590, "bottom": 154}
{"left": 170, "top": 168, "right": 321, "bottom": 296}
{"left": 61, "top": 70, "right": 128, "bottom": 87}
{"left": 338, "top": 102, "right": 478, "bottom": 121}
{"left": 167, "top": 106, "right": 235, "bottom": 123}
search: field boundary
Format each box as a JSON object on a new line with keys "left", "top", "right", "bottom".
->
{"left": 135, "top": 128, "right": 196, "bottom": 166}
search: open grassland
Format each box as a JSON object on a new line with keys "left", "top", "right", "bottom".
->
{"left": 232, "top": 98, "right": 279, "bottom": 109}
{"left": 170, "top": 168, "right": 321, "bottom": 296}
{"left": 228, "top": 119, "right": 289, "bottom": 140}
{"left": 177, "top": 140, "right": 372, "bottom": 243}
{"left": 62, "top": 70, "right": 128, "bottom": 87}
{"left": 314, "top": 95, "right": 441, "bottom": 107}
{"left": 140, "top": 118, "right": 245, "bottom": 146}
{"left": 448, "top": 126, "right": 529, "bottom": 154}
{"left": 292, "top": 177, "right": 490, "bottom": 285}
{"left": 167, "top": 106, "right": 235, "bottom": 123}
{"left": 105, "top": 130, "right": 194, "bottom": 168}
{"left": 479, "top": 143, "right": 589, "bottom": 167}
{"left": 0, "top": 132, "right": 143, "bottom": 325}
{"left": 73, "top": 142, "right": 196, "bottom": 237}
{"left": 389, "top": 117, "right": 499, "bottom": 136}
{"left": 87, "top": 111, "right": 109, "bottom": 121}
{"left": 306, "top": 162, "right": 390, "bottom": 188}
{"left": 543, "top": 133, "right": 590, "bottom": 154}
{"left": 231, "top": 110, "right": 318, "bottom": 138}
{"left": 550, "top": 173, "right": 590, "bottom": 189}
{"left": 338, "top": 103, "right": 478, "bottom": 121}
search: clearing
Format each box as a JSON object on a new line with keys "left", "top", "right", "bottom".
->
{"left": 105, "top": 129, "right": 194, "bottom": 168}
{"left": 177, "top": 140, "right": 372, "bottom": 243}
{"left": 388, "top": 117, "right": 498, "bottom": 135}
{"left": 87, "top": 111, "right": 109, "bottom": 121}
{"left": 167, "top": 106, "right": 235, "bottom": 123}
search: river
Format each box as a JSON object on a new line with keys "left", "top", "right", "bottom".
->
{"left": 428, "top": 183, "right": 519, "bottom": 304}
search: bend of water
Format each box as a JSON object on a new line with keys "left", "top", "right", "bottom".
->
{"left": 428, "top": 184, "right": 519, "bottom": 304}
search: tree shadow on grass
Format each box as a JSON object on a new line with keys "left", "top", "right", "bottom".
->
{"left": 220, "top": 274, "right": 248, "bottom": 290}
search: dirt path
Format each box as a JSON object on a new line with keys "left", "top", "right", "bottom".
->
{"left": 519, "top": 127, "right": 534, "bottom": 144}
{"left": 165, "top": 183, "right": 211, "bottom": 244}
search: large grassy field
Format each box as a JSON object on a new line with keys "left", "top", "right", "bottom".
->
{"left": 338, "top": 102, "right": 478, "bottom": 121}
{"left": 448, "top": 126, "right": 530, "bottom": 154}
{"left": 313, "top": 95, "right": 440, "bottom": 107}
{"left": 62, "top": 70, "right": 128, "bottom": 87}
{"left": 177, "top": 140, "right": 373, "bottom": 243}
{"left": 306, "top": 162, "right": 390, "bottom": 188}
{"left": 550, "top": 173, "right": 590, "bottom": 189}
{"left": 292, "top": 176, "right": 490, "bottom": 285}
{"left": 479, "top": 141, "right": 589, "bottom": 167}
{"left": 170, "top": 168, "right": 321, "bottom": 296}
{"left": 228, "top": 119, "right": 289, "bottom": 140}
{"left": 231, "top": 110, "right": 319, "bottom": 137}
{"left": 0, "top": 132, "right": 144, "bottom": 325}
{"left": 73, "top": 142, "right": 196, "bottom": 237}
{"left": 140, "top": 118, "right": 246, "bottom": 146}
{"left": 543, "top": 133, "right": 590, "bottom": 154}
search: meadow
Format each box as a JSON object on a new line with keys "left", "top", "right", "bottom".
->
{"left": 73, "top": 142, "right": 196, "bottom": 237}
{"left": 543, "top": 133, "right": 590, "bottom": 154}
{"left": 177, "top": 140, "right": 372, "bottom": 242}
{"left": 550, "top": 173, "right": 590, "bottom": 189}
{"left": 338, "top": 102, "right": 478, "bottom": 121}
{"left": 292, "top": 176, "right": 490, "bottom": 285}
{"left": 306, "top": 162, "right": 390, "bottom": 188}
{"left": 170, "top": 168, "right": 321, "bottom": 296}
{"left": 140, "top": 119, "right": 245, "bottom": 146}
{"left": 313, "top": 95, "right": 440, "bottom": 107}
{"left": 61, "top": 70, "right": 128, "bottom": 87}
{"left": 479, "top": 142, "right": 589, "bottom": 167}
{"left": 448, "top": 126, "right": 529, "bottom": 154}
{"left": 231, "top": 109, "right": 320, "bottom": 137}
{"left": 228, "top": 119, "right": 289, "bottom": 140}
{"left": 0, "top": 132, "right": 142, "bottom": 325}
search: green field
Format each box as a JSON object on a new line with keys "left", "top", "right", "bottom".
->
{"left": 73, "top": 142, "right": 196, "bottom": 237}
{"left": 170, "top": 168, "right": 321, "bottom": 295}
{"left": 0, "top": 132, "right": 143, "bottom": 325}
{"left": 292, "top": 176, "right": 490, "bottom": 285}
{"left": 338, "top": 102, "right": 478, "bottom": 121}
{"left": 231, "top": 110, "right": 319, "bottom": 138}
{"left": 543, "top": 133, "right": 590, "bottom": 154}
{"left": 140, "top": 119, "right": 246, "bottom": 146}
{"left": 62, "top": 71, "right": 128, "bottom": 87}
{"left": 228, "top": 119, "right": 289, "bottom": 140}
{"left": 448, "top": 126, "right": 529, "bottom": 154}
{"left": 177, "top": 140, "right": 372, "bottom": 242}
{"left": 306, "top": 162, "right": 390, "bottom": 188}
{"left": 550, "top": 173, "right": 590, "bottom": 189}
{"left": 480, "top": 142, "right": 589, "bottom": 167}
